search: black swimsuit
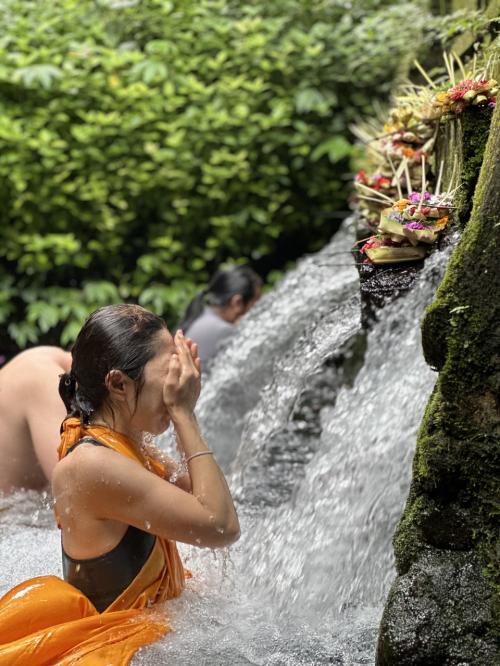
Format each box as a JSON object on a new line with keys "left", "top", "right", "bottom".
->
{"left": 61, "top": 437, "right": 155, "bottom": 612}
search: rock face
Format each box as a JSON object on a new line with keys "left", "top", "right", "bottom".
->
{"left": 376, "top": 103, "right": 500, "bottom": 664}
{"left": 357, "top": 261, "right": 424, "bottom": 326}
{"left": 435, "top": 106, "right": 493, "bottom": 229}
{"left": 378, "top": 552, "right": 497, "bottom": 666}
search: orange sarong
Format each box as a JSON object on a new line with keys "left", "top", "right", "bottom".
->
{"left": 0, "top": 418, "right": 187, "bottom": 665}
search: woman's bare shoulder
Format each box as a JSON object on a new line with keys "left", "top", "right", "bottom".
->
{"left": 52, "top": 443, "right": 147, "bottom": 496}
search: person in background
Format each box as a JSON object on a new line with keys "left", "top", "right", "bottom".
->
{"left": 178, "top": 266, "right": 262, "bottom": 366}
{"left": 0, "top": 346, "right": 71, "bottom": 493}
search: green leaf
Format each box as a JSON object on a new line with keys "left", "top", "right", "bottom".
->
{"left": 130, "top": 60, "right": 168, "bottom": 84}
{"left": 26, "top": 301, "right": 61, "bottom": 333}
{"left": 0, "top": 0, "right": 435, "bottom": 349}
{"left": 294, "top": 88, "right": 325, "bottom": 113}
{"left": 14, "top": 64, "right": 63, "bottom": 90}
{"left": 61, "top": 320, "right": 83, "bottom": 346}
{"left": 311, "top": 136, "right": 352, "bottom": 163}
{"left": 83, "top": 281, "right": 121, "bottom": 305}
{"left": 8, "top": 321, "right": 39, "bottom": 347}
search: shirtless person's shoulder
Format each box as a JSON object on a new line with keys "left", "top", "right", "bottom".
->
{"left": 0, "top": 346, "right": 71, "bottom": 493}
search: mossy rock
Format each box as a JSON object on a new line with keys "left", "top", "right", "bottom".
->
{"left": 377, "top": 550, "right": 499, "bottom": 666}
{"left": 378, "top": 100, "right": 500, "bottom": 663}
{"left": 422, "top": 106, "right": 494, "bottom": 371}
{"left": 435, "top": 107, "right": 493, "bottom": 230}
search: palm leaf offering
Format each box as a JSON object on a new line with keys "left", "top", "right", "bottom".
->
{"left": 351, "top": 51, "right": 497, "bottom": 265}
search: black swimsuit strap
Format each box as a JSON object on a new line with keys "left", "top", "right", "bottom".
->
{"left": 61, "top": 435, "right": 156, "bottom": 612}
{"left": 64, "top": 436, "right": 106, "bottom": 456}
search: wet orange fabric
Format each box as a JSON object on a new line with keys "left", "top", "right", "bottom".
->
{"left": 0, "top": 417, "right": 187, "bottom": 665}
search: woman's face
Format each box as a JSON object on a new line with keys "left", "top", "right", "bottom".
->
{"left": 127, "top": 329, "right": 176, "bottom": 436}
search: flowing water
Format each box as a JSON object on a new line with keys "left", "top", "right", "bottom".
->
{"left": 0, "top": 222, "right": 452, "bottom": 665}
{"left": 195, "top": 222, "right": 360, "bottom": 470}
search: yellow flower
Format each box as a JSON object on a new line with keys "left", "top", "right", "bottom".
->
{"left": 433, "top": 91, "right": 449, "bottom": 107}
{"left": 394, "top": 199, "right": 409, "bottom": 212}
{"left": 109, "top": 75, "right": 120, "bottom": 89}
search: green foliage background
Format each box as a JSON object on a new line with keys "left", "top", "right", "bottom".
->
{"left": 0, "top": 0, "right": 433, "bottom": 349}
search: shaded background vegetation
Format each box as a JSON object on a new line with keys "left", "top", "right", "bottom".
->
{"left": 0, "top": 0, "right": 493, "bottom": 353}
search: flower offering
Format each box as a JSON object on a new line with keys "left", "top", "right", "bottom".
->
{"left": 360, "top": 234, "right": 426, "bottom": 264}
{"left": 378, "top": 192, "right": 451, "bottom": 249}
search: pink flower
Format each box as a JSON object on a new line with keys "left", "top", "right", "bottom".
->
{"left": 409, "top": 191, "right": 431, "bottom": 204}
{"left": 361, "top": 236, "right": 401, "bottom": 254}
{"left": 448, "top": 79, "right": 490, "bottom": 101}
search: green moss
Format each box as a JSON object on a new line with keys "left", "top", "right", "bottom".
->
{"left": 452, "top": 107, "right": 493, "bottom": 227}
{"left": 378, "top": 53, "right": 500, "bottom": 666}
{"left": 421, "top": 301, "right": 450, "bottom": 370}
{"left": 393, "top": 493, "right": 428, "bottom": 574}
{"left": 388, "top": 101, "right": 500, "bottom": 655}
{"left": 421, "top": 106, "right": 494, "bottom": 369}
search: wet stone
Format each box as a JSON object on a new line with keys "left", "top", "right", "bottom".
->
{"left": 376, "top": 550, "right": 498, "bottom": 666}
{"left": 357, "top": 261, "right": 423, "bottom": 327}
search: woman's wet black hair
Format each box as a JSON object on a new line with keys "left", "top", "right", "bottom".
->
{"left": 177, "top": 265, "right": 262, "bottom": 333}
{"left": 59, "top": 304, "right": 167, "bottom": 425}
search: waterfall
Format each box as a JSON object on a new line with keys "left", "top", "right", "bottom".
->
{"left": 140, "top": 223, "right": 451, "bottom": 664}
{"left": 194, "top": 222, "right": 360, "bottom": 469}
{"left": 0, "top": 222, "right": 453, "bottom": 665}
{"left": 236, "top": 247, "right": 445, "bottom": 617}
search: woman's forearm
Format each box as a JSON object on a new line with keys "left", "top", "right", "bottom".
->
{"left": 172, "top": 410, "right": 239, "bottom": 539}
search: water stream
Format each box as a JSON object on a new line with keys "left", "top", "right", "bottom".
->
{"left": 195, "top": 222, "right": 360, "bottom": 470}
{"left": 0, "top": 222, "right": 452, "bottom": 665}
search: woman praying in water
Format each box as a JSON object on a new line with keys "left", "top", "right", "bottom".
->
{"left": 0, "top": 304, "right": 239, "bottom": 665}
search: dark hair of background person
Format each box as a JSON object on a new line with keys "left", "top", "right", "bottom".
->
{"left": 177, "top": 265, "right": 263, "bottom": 333}
{"left": 59, "top": 304, "right": 167, "bottom": 425}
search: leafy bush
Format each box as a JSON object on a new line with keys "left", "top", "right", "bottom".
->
{"left": 0, "top": 0, "right": 429, "bottom": 348}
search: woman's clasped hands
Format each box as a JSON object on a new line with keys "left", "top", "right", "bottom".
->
{"left": 163, "top": 330, "right": 201, "bottom": 419}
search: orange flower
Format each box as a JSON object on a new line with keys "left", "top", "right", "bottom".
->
{"left": 394, "top": 199, "right": 409, "bottom": 212}
{"left": 434, "top": 91, "right": 450, "bottom": 107}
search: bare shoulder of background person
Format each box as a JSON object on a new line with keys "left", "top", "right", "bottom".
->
{"left": 0, "top": 346, "right": 72, "bottom": 491}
